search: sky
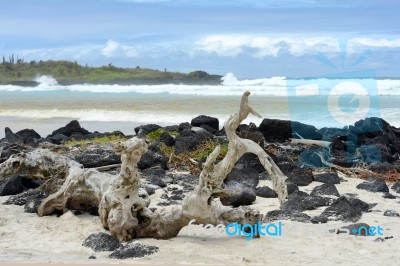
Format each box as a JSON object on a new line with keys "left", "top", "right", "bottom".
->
{"left": 1, "top": 0, "right": 400, "bottom": 78}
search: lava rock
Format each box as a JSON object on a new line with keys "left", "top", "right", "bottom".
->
{"left": 352, "top": 117, "right": 391, "bottom": 136}
{"left": 258, "top": 119, "right": 322, "bottom": 143}
{"left": 47, "top": 133, "right": 68, "bottom": 144}
{"left": 313, "top": 172, "right": 340, "bottom": 184}
{"left": 164, "top": 125, "right": 179, "bottom": 132}
{"left": 287, "top": 168, "right": 314, "bottom": 186}
{"left": 15, "top": 129, "right": 41, "bottom": 145}
{"left": 134, "top": 124, "right": 161, "bottom": 137}
{"left": 0, "top": 175, "right": 24, "bottom": 196}
{"left": 51, "top": 120, "right": 90, "bottom": 137}
{"left": 310, "top": 215, "right": 328, "bottom": 224}
{"left": 142, "top": 184, "right": 156, "bottom": 195}
{"left": 150, "top": 177, "right": 166, "bottom": 188}
{"left": 220, "top": 182, "right": 257, "bottom": 207}
{"left": 173, "top": 128, "right": 213, "bottom": 154}
{"left": 198, "top": 124, "right": 216, "bottom": 134}
{"left": 109, "top": 241, "right": 159, "bottom": 259}
{"left": 3, "top": 189, "right": 49, "bottom": 206}
{"left": 171, "top": 173, "right": 199, "bottom": 191}
{"left": 5, "top": 127, "right": 24, "bottom": 144}
{"left": 256, "top": 186, "right": 277, "bottom": 198}
{"left": 24, "top": 195, "right": 46, "bottom": 213}
{"left": 286, "top": 182, "right": 299, "bottom": 195}
{"left": 82, "top": 233, "right": 121, "bottom": 252}
{"left": 224, "top": 168, "right": 259, "bottom": 188}
{"left": 360, "top": 144, "right": 394, "bottom": 163}
{"left": 318, "top": 127, "right": 348, "bottom": 142}
{"left": 320, "top": 196, "right": 370, "bottom": 222}
{"left": 383, "top": 192, "right": 396, "bottom": 199}
{"left": 356, "top": 178, "right": 389, "bottom": 193}
{"left": 281, "top": 191, "right": 331, "bottom": 212}
{"left": 391, "top": 182, "right": 400, "bottom": 194}
{"left": 137, "top": 150, "right": 168, "bottom": 170}
{"left": 159, "top": 132, "right": 175, "bottom": 147}
{"left": 236, "top": 153, "right": 265, "bottom": 173}
{"left": 298, "top": 148, "right": 332, "bottom": 168}
{"left": 263, "top": 209, "right": 311, "bottom": 223}
{"left": 191, "top": 115, "right": 219, "bottom": 132}
{"left": 178, "top": 122, "right": 192, "bottom": 131}
{"left": 310, "top": 183, "right": 340, "bottom": 198}
{"left": 74, "top": 148, "right": 121, "bottom": 168}
{"left": 383, "top": 210, "right": 400, "bottom": 217}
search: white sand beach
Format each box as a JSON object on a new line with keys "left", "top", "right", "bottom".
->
{"left": 1, "top": 176, "right": 399, "bottom": 265}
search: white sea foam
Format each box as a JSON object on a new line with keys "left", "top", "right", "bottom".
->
{"left": 34, "top": 75, "right": 59, "bottom": 86}
{"left": 0, "top": 73, "right": 399, "bottom": 96}
{"left": 0, "top": 108, "right": 266, "bottom": 127}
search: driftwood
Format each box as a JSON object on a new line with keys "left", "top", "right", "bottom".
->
{"left": 290, "top": 138, "right": 331, "bottom": 149}
{"left": 0, "top": 91, "right": 288, "bottom": 241}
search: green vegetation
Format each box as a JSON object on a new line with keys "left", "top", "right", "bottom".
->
{"left": 64, "top": 135, "right": 128, "bottom": 149}
{"left": 146, "top": 128, "right": 180, "bottom": 141}
{"left": 0, "top": 56, "right": 222, "bottom": 85}
{"left": 160, "top": 139, "right": 229, "bottom": 174}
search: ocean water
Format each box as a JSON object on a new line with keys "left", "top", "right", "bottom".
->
{"left": 0, "top": 74, "right": 400, "bottom": 138}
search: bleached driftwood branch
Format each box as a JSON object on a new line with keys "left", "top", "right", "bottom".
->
{"left": 182, "top": 91, "right": 288, "bottom": 226}
{"left": 290, "top": 138, "right": 331, "bottom": 148}
{"left": 0, "top": 91, "right": 288, "bottom": 241}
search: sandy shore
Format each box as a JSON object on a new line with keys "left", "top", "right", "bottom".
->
{"left": 0, "top": 176, "right": 399, "bottom": 265}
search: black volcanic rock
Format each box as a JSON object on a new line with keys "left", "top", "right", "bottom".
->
{"left": 47, "top": 133, "right": 68, "bottom": 144}
{"left": 191, "top": 115, "right": 219, "bottom": 132}
{"left": 3, "top": 189, "right": 48, "bottom": 209}
{"left": 392, "top": 182, "right": 400, "bottom": 194}
{"left": 137, "top": 150, "right": 168, "bottom": 170}
{"left": 356, "top": 178, "right": 389, "bottom": 193}
{"left": 159, "top": 132, "right": 175, "bottom": 147}
{"left": 298, "top": 148, "right": 332, "bottom": 168}
{"left": 320, "top": 196, "right": 370, "bottom": 222}
{"left": 224, "top": 168, "right": 259, "bottom": 188}
{"left": 256, "top": 186, "right": 277, "bottom": 198}
{"left": 5, "top": 127, "right": 23, "bottom": 144}
{"left": 82, "top": 233, "right": 121, "bottom": 252}
{"left": 134, "top": 124, "right": 161, "bottom": 137}
{"left": 264, "top": 209, "right": 311, "bottom": 223}
{"left": 220, "top": 182, "right": 256, "bottom": 207}
{"left": 109, "top": 241, "right": 159, "bottom": 259}
{"left": 311, "top": 183, "right": 340, "bottom": 198}
{"left": 74, "top": 148, "right": 121, "bottom": 168}
{"left": 0, "top": 175, "right": 24, "bottom": 196}
{"left": 15, "top": 129, "right": 41, "bottom": 145}
{"left": 173, "top": 128, "right": 213, "bottom": 154}
{"left": 313, "top": 172, "right": 340, "bottom": 184}
{"left": 50, "top": 120, "right": 90, "bottom": 137}
{"left": 286, "top": 182, "right": 299, "bottom": 195}
{"left": 258, "top": 119, "right": 322, "bottom": 143}
{"left": 280, "top": 191, "right": 331, "bottom": 212}
{"left": 287, "top": 168, "right": 314, "bottom": 186}
{"left": 383, "top": 210, "right": 400, "bottom": 217}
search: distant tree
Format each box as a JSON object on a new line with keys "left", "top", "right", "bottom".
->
{"left": 2, "top": 56, "right": 5, "bottom": 64}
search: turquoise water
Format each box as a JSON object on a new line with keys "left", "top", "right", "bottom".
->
{"left": 1, "top": 76, "right": 399, "bottom": 138}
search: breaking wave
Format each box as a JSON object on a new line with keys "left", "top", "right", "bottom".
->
{"left": 0, "top": 73, "right": 399, "bottom": 96}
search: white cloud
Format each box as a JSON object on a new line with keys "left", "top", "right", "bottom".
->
{"left": 194, "top": 35, "right": 340, "bottom": 58}
{"left": 101, "top": 39, "right": 121, "bottom": 57}
{"left": 12, "top": 36, "right": 400, "bottom": 65}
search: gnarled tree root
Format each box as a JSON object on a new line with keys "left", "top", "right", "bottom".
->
{"left": 0, "top": 91, "right": 288, "bottom": 241}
